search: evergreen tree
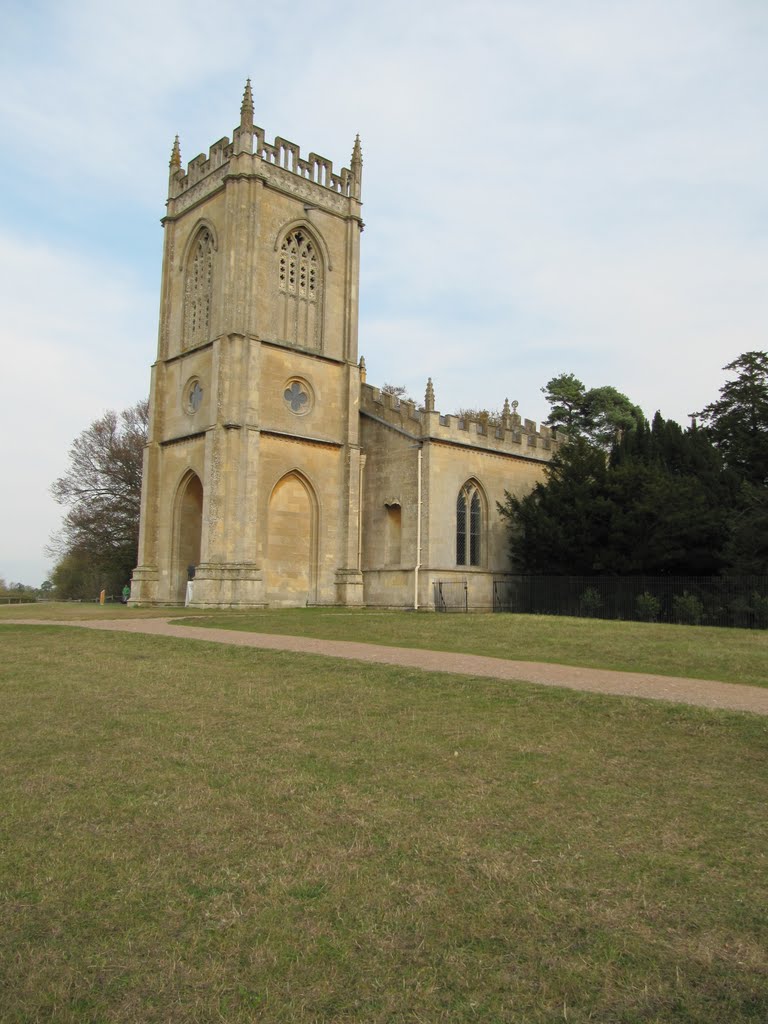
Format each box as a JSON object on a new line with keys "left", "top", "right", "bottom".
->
{"left": 582, "top": 385, "right": 644, "bottom": 449}
{"left": 696, "top": 351, "right": 768, "bottom": 486}
{"left": 725, "top": 483, "right": 768, "bottom": 574}
{"left": 541, "top": 373, "right": 588, "bottom": 437}
{"left": 498, "top": 437, "right": 612, "bottom": 573}
{"left": 501, "top": 406, "right": 733, "bottom": 576}
{"left": 542, "top": 373, "right": 644, "bottom": 449}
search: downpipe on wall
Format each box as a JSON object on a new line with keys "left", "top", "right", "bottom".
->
{"left": 414, "top": 444, "right": 422, "bottom": 610}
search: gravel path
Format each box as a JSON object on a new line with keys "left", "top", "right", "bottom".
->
{"left": 9, "top": 616, "right": 768, "bottom": 715}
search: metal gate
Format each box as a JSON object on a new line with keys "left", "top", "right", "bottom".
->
{"left": 433, "top": 579, "right": 468, "bottom": 612}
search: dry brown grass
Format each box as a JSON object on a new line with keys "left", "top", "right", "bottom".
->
{"left": 2, "top": 623, "right": 768, "bottom": 1022}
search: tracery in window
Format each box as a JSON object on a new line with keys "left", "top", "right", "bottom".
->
{"left": 185, "top": 378, "right": 203, "bottom": 414}
{"left": 184, "top": 228, "right": 214, "bottom": 348}
{"left": 456, "top": 481, "right": 482, "bottom": 567}
{"left": 283, "top": 378, "right": 313, "bottom": 416}
{"left": 278, "top": 228, "right": 323, "bottom": 350}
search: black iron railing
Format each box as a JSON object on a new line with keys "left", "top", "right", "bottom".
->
{"left": 492, "top": 575, "right": 768, "bottom": 629}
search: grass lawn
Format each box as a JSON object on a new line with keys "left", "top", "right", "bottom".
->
{"left": 180, "top": 608, "right": 768, "bottom": 688}
{"left": 0, "top": 601, "right": 205, "bottom": 621}
{"left": 3, "top": 603, "right": 767, "bottom": 686}
{"left": 2, "top": 624, "right": 767, "bottom": 1022}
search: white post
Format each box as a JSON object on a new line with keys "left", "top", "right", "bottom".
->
{"left": 357, "top": 453, "right": 366, "bottom": 571}
{"left": 414, "top": 445, "right": 422, "bottom": 610}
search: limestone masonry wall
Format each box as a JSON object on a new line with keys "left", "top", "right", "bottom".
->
{"left": 360, "top": 383, "right": 559, "bottom": 461}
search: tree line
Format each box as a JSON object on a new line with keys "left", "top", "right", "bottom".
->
{"left": 499, "top": 351, "right": 768, "bottom": 576}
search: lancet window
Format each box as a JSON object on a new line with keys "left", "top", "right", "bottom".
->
{"left": 456, "top": 481, "right": 482, "bottom": 567}
{"left": 183, "top": 227, "right": 214, "bottom": 348}
{"left": 277, "top": 228, "right": 323, "bottom": 350}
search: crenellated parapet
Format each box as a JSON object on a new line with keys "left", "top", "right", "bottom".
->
{"left": 167, "top": 81, "right": 362, "bottom": 216}
{"left": 360, "top": 382, "right": 559, "bottom": 460}
{"left": 172, "top": 136, "right": 233, "bottom": 191}
{"left": 256, "top": 134, "right": 355, "bottom": 195}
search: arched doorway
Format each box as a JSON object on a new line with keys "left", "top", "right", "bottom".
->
{"left": 174, "top": 472, "right": 203, "bottom": 603}
{"left": 266, "top": 472, "right": 317, "bottom": 606}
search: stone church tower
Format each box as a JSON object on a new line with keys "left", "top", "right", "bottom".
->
{"left": 133, "top": 83, "right": 560, "bottom": 609}
{"left": 131, "top": 82, "right": 366, "bottom": 607}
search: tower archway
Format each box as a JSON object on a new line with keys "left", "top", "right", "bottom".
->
{"left": 265, "top": 471, "right": 318, "bottom": 605}
{"left": 173, "top": 471, "right": 203, "bottom": 603}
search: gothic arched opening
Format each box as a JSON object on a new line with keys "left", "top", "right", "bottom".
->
{"left": 183, "top": 226, "right": 214, "bottom": 349}
{"left": 277, "top": 227, "right": 324, "bottom": 351}
{"left": 266, "top": 472, "right": 318, "bottom": 605}
{"left": 456, "top": 479, "right": 484, "bottom": 567}
{"left": 173, "top": 472, "right": 203, "bottom": 602}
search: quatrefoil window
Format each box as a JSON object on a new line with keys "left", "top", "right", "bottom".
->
{"left": 184, "top": 377, "right": 204, "bottom": 415}
{"left": 284, "top": 379, "right": 312, "bottom": 415}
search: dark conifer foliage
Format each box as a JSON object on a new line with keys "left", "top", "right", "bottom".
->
{"left": 696, "top": 351, "right": 768, "bottom": 487}
{"left": 726, "top": 484, "right": 768, "bottom": 574}
{"left": 502, "top": 353, "right": 768, "bottom": 576}
{"left": 498, "top": 438, "right": 612, "bottom": 574}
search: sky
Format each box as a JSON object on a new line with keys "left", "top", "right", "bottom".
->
{"left": 1, "top": 0, "right": 767, "bottom": 586}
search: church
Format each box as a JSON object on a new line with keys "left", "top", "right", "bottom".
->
{"left": 130, "top": 83, "right": 560, "bottom": 610}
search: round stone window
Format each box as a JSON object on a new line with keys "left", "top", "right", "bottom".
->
{"left": 283, "top": 378, "right": 313, "bottom": 416}
{"left": 185, "top": 378, "right": 204, "bottom": 414}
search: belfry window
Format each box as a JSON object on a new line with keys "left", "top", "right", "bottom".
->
{"left": 456, "top": 481, "right": 482, "bottom": 567}
{"left": 278, "top": 228, "right": 323, "bottom": 350}
{"left": 183, "top": 227, "right": 214, "bottom": 348}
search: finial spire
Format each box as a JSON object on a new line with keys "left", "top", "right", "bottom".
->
{"left": 350, "top": 134, "right": 363, "bottom": 199}
{"left": 425, "top": 377, "right": 435, "bottom": 412}
{"left": 240, "top": 78, "right": 254, "bottom": 126}
{"left": 234, "top": 78, "right": 255, "bottom": 155}
{"left": 359, "top": 355, "right": 366, "bottom": 383}
{"left": 169, "top": 135, "right": 181, "bottom": 170}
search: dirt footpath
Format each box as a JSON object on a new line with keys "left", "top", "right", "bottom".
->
{"left": 10, "top": 616, "right": 768, "bottom": 715}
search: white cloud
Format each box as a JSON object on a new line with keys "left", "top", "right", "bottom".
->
{"left": 0, "top": 0, "right": 767, "bottom": 581}
{"left": 0, "top": 232, "right": 155, "bottom": 585}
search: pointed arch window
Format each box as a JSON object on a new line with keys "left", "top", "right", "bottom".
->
{"left": 184, "top": 227, "right": 214, "bottom": 348}
{"left": 456, "top": 481, "right": 482, "bottom": 567}
{"left": 278, "top": 228, "right": 323, "bottom": 350}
